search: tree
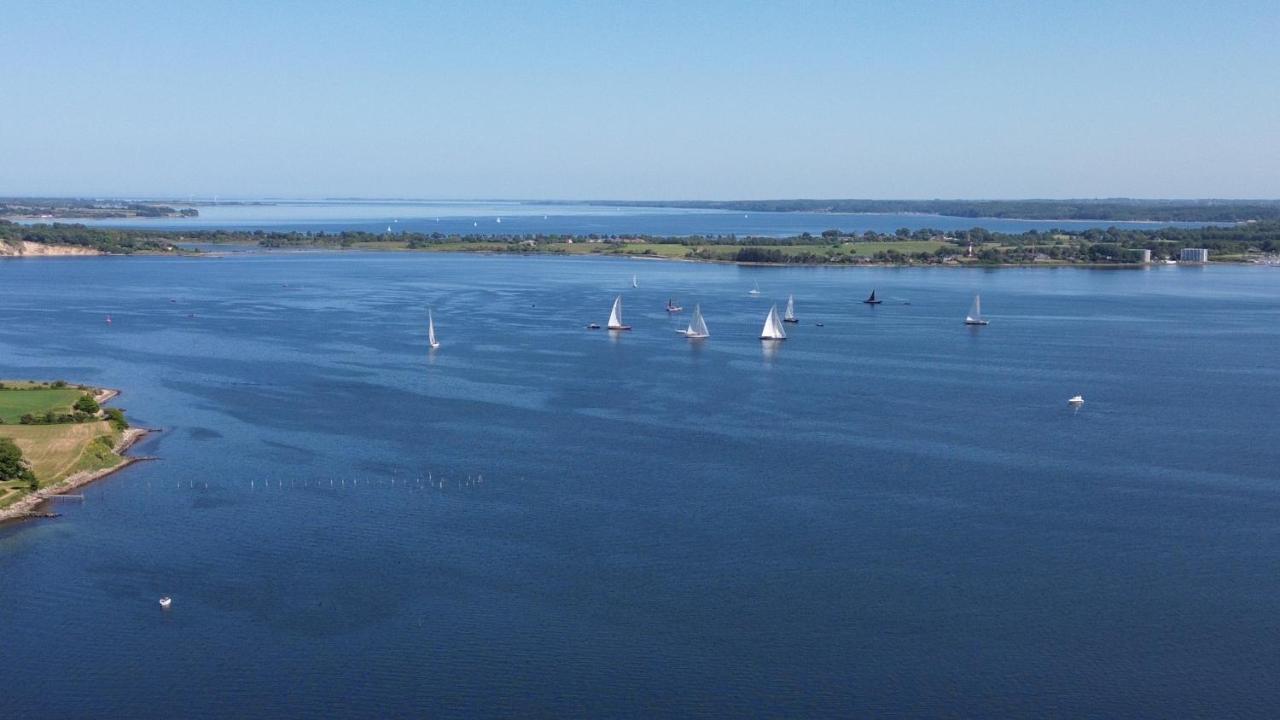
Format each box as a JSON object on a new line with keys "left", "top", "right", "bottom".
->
{"left": 0, "top": 438, "right": 37, "bottom": 487}
{"left": 74, "top": 393, "right": 100, "bottom": 414}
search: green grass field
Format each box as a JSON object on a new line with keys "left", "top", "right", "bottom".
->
{"left": 0, "top": 385, "right": 84, "bottom": 423}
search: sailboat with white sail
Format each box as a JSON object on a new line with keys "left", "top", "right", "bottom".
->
{"left": 964, "top": 294, "right": 989, "bottom": 325}
{"left": 783, "top": 294, "right": 798, "bottom": 323}
{"left": 607, "top": 295, "right": 631, "bottom": 330}
{"left": 631, "top": 274, "right": 639, "bottom": 289}
{"left": 678, "top": 304, "right": 709, "bottom": 339}
{"left": 748, "top": 281, "right": 761, "bottom": 297}
{"left": 760, "top": 304, "right": 787, "bottom": 341}
{"left": 428, "top": 309, "right": 440, "bottom": 349}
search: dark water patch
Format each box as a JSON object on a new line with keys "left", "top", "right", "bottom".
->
{"left": 187, "top": 426, "right": 223, "bottom": 440}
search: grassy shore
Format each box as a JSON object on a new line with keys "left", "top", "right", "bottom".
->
{"left": 0, "top": 382, "right": 144, "bottom": 519}
{"left": 0, "top": 382, "right": 87, "bottom": 423}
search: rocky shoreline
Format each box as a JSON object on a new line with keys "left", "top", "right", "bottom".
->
{"left": 0, "top": 427, "right": 149, "bottom": 525}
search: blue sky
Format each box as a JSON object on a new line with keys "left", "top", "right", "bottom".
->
{"left": 1, "top": 0, "right": 1277, "bottom": 199}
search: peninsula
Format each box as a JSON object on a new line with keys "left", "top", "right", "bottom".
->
{"left": 0, "top": 381, "right": 146, "bottom": 523}
{"left": 5, "top": 216, "right": 1280, "bottom": 265}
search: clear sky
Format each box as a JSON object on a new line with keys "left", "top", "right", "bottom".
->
{"left": 1, "top": 0, "right": 1277, "bottom": 199}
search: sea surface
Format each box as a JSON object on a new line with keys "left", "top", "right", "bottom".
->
{"left": 55, "top": 199, "right": 1212, "bottom": 236}
{"left": 1, "top": 254, "right": 1278, "bottom": 718}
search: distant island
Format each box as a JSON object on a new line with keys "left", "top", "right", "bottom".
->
{"left": 0, "top": 197, "right": 197, "bottom": 221}
{"left": 576, "top": 198, "right": 1280, "bottom": 224}
{"left": 4, "top": 217, "right": 1279, "bottom": 265}
{"left": 0, "top": 381, "right": 146, "bottom": 523}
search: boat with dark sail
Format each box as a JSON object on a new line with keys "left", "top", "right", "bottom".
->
{"left": 863, "top": 290, "right": 882, "bottom": 305}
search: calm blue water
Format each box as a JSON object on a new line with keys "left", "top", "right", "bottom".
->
{"left": 2, "top": 254, "right": 1279, "bottom": 718}
{"left": 59, "top": 200, "right": 1212, "bottom": 236}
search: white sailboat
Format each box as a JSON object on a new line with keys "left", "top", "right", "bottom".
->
{"left": 607, "top": 295, "right": 631, "bottom": 330}
{"left": 679, "top": 304, "right": 709, "bottom": 338}
{"left": 748, "top": 281, "right": 761, "bottom": 296}
{"left": 783, "top": 294, "right": 798, "bottom": 323}
{"left": 964, "top": 294, "right": 989, "bottom": 325}
{"left": 631, "top": 274, "right": 639, "bottom": 289}
{"left": 760, "top": 304, "right": 787, "bottom": 340}
{"left": 428, "top": 310, "right": 440, "bottom": 349}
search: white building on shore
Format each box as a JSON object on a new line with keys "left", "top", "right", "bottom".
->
{"left": 1179, "top": 248, "right": 1209, "bottom": 263}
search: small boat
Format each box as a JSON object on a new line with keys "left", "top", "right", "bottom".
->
{"left": 428, "top": 309, "right": 440, "bottom": 349}
{"left": 964, "top": 294, "right": 989, "bottom": 325}
{"left": 105, "top": 314, "right": 112, "bottom": 325}
{"left": 748, "top": 281, "right": 761, "bottom": 297}
{"left": 665, "top": 298, "right": 683, "bottom": 313}
{"left": 607, "top": 295, "right": 631, "bottom": 330}
{"left": 587, "top": 323, "right": 601, "bottom": 330}
{"left": 631, "top": 274, "right": 638, "bottom": 289}
{"left": 1068, "top": 395, "right": 1084, "bottom": 405}
{"left": 815, "top": 321, "right": 824, "bottom": 327}
{"left": 159, "top": 596, "right": 172, "bottom": 609}
{"left": 760, "top": 304, "right": 787, "bottom": 341}
{"left": 386, "top": 225, "right": 392, "bottom": 233}
{"left": 863, "top": 290, "right": 882, "bottom": 305}
{"left": 783, "top": 294, "right": 799, "bottom": 323}
{"left": 679, "top": 304, "right": 710, "bottom": 339}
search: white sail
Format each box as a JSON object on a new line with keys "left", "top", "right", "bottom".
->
{"left": 749, "top": 281, "right": 761, "bottom": 296}
{"left": 428, "top": 310, "right": 439, "bottom": 348}
{"left": 965, "top": 294, "right": 984, "bottom": 324}
{"left": 784, "top": 294, "right": 796, "bottom": 321}
{"left": 631, "top": 274, "right": 638, "bottom": 288}
{"left": 760, "top": 304, "right": 787, "bottom": 340}
{"left": 685, "top": 304, "right": 709, "bottom": 338}
{"left": 608, "top": 295, "right": 625, "bottom": 329}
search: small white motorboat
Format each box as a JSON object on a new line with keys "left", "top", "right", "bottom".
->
{"left": 1068, "top": 395, "right": 1084, "bottom": 405}
{"left": 159, "top": 596, "right": 173, "bottom": 609}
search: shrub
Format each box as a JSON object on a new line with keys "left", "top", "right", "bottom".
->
{"left": 104, "top": 408, "right": 129, "bottom": 431}
{"left": 74, "top": 394, "right": 100, "bottom": 414}
{"left": 0, "top": 437, "right": 36, "bottom": 486}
